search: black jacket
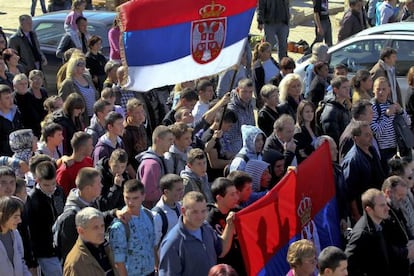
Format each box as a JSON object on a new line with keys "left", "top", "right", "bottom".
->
{"left": 293, "top": 125, "right": 315, "bottom": 164}
{"left": 278, "top": 96, "right": 301, "bottom": 122}
{"left": 320, "top": 99, "right": 351, "bottom": 145}
{"left": 264, "top": 134, "right": 295, "bottom": 169}
{"left": 258, "top": 105, "right": 280, "bottom": 137}
{"left": 0, "top": 107, "right": 23, "bottom": 156}
{"left": 345, "top": 213, "right": 390, "bottom": 276}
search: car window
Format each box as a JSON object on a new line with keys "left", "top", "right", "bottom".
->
{"left": 34, "top": 22, "right": 64, "bottom": 48}
{"left": 391, "top": 39, "right": 414, "bottom": 77}
{"left": 330, "top": 39, "right": 388, "bottom": 73}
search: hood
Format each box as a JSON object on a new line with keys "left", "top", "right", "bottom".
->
{"left": 10, "top": 129, "right": 34, "bottom": 163}
{"left": 96, "top": 134, "right": 122, "bottom": 149}
{"left": 245, "top": 159, "right": 270, "bottom": 192}
{"left": 168, "top": 144, "right": 189, "bottom": 160}
{"left": 241, "top": 125, "right": 265, "bottom": 154}
{"left": 65, "top": 189, "right": 90, "bottom": 210}
{"left": 262, "top": 149, "right": 284, "bottom": 167}
{"left": 180, "top": 165, "right": 208, "bottom": 183}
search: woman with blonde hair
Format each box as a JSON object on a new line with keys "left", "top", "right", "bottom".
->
{"left": 58, "top": 55, "right": 98, "bottom": 126}
{"left": 278, "top": 73, "right": 303, "bottom": 121}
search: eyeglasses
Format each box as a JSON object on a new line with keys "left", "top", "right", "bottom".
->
{"left": 76, "top": 62, "right": 86, "bottom": 67}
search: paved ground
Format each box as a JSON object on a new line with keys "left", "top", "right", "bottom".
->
{"left": 0, "top": 0, "right": 344, "bottom": 62}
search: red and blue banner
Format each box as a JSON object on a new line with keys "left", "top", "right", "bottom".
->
{"left": 118, "top": 0, "right": 256, "bottom": 91}
{"left": 234, "top": 142, "right": 342, "bottom": 275}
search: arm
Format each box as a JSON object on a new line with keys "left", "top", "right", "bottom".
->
{"left": 219, "top": 212, "right": 235, "bottom": 258}
{"left": 202, "top": 92, "right": 231, "bottom": 125}
{"left": 206, "top": 145, "right": 230, "bottom": 169}
{"left": 109, "top": 221, "right": 128, "bottom": 276}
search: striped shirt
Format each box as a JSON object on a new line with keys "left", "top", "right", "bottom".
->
{"left": 370, "top": 101, "right": 396, "bottom": 149}
{"left": 75, "top": 80, "right": 95, "bottom": 117}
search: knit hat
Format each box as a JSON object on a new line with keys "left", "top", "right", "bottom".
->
{"left": 9, "top": 129, "right": 34, "bottom": 153}
{"left": 244, "top": 159, "right": 270, "bottom": 192}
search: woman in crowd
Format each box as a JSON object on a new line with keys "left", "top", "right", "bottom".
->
{"left": 352, "top": 69, "right": 373, "bottom": 104}
{"left": 2, "top": 48, "right": 23, "bottom": 77}
{"left": 258, "top": 84, "right": 280, "bottom": 137}
{"left": 28, "top": 70, "right": 48, "bottom": 136}
{"left": 85, "top": 35, "right": 107, "bottom": 91}
{"left": 294, "top": 100, "right": 318, "bottom": 164}
{"left": 59, "top": 54, "right": 98, "bottom": 126}
{"left": 307, "top": 62, "right": 329, "bottom": 107}
{"left": 50, "top": 93, "right": 85, "bottom": 155}
{"left": 286, "top": 239, "right": 317, "bottom": 276}
{"left": 405, "top": 66, "right": 414, "bottom": 125}
{"left": 108, "top": 15, "right": 121, "bottom": 62}
{"left": 252, "top": 42, "right": 280, "bottom": 108}
{"left": 0, "top": 196, "right": 30, "bottom": 276}
{"left": 278, "top": 73, "right": 303, "bottom": 121}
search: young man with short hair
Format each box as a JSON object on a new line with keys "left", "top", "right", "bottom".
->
{"left": 207, "top": 177, "right": 246, "bottom": 276}
{"left": 180, "top": 148, "right": 213, "bottom": 202}
{"left": 162, "top": 87, "right": 198, "bottom": 126}
{"left": 137, "top": 125, "right": 174, "bottom": 208}
{"left": 109, "top": 179, "right": 156, "bottom": 276}
{"left": 192, "top": 79, "right": 214, "bottom": 123}
{"left": 318, "top": 246, "right": 348, "bottom": 276}
{"left": 0, "top": 84, "right": 22, "bottom": 156}
{"left": 86, "top": 99, "right": 112, "bottom": 145}
{"left": 56, "top": 131, "right": 94, "bottom": 197}
{"left": 0, "top": 165, "right": 16, "bottom": 197}
{"left": 164, "top": 122, "right": 193, "bottom": 175}
{"left": 93, "top": 111, "right": 125, "bottom": 166}
{"left": 152, "top": 174, "right": 184, "bottom": 248}
{"left": 25, "top": 161, "right": 62, "bottom": 275}
{"left": 37, "top": 122, "right": 64, "bottom": 160}
{"left": 159, "top": 191, "right": 235, "bottom": 276}
{"left": 64, "top": 207, "right": 118, "bottom": 275}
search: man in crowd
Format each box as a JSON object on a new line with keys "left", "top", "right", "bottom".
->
{"left": 338, "top": 0, "right": 365, "bottom": 42}
{"left": 318, "top": 246, "right": 348, "bottom": 276}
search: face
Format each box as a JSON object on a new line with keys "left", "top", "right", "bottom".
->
{"left": 238, "top": 182, "right": 253, "bottom": 202}
{"left": 361, "top": 76, "right": 373, "bottom": 92}
{"left": 14, "top": 80, "right": 28, "bottom": 93}
{"left": 109, "top": 119, "right": 124, "bottom": 137}
{"left": 237, "top": 85, "right": 254, "bottom": 103}
{"left": 109, "top": 161, "right": 127, "bottom": 175}
{"left": 319, "top": 65, "right": 330, "bottom": 78}
{"left": 78, "top": 217, "right": 105, "bottom": 246}
{"left": 260, "top": 168, "right": 272, "bottom": 189}
{"left": 77, "top": 19, "right": 88, "bottom": 34}
{"left": 274, "top": 159, "right": 285, "bottom": 177}
{"left": 87, "top": 176, "right": 103, "bottom": 200}
{"left": 165, "top": 181, "right": 184, "bottom": 203}
{"left": 182, "top": 200, "right": 208, "bottom": 230}
{"left": 296, "top": 255, "right": 317, "bottom": 276}
{"left": 75, "top": 60, "right": 86, "bottom": 75}
{"left": 30, "top": 76, "right": 43, "bottom": 88}
{"left": 21, "top": 18, "right": 33, "bottom": 32}
{"left": 335, "top": 81, "right": 351, "bottom": 100}
{"left": 334, "top": 68, "right": 348, "bottom": 77}
{"left": 278, "top": 121, "right": 295, "bottom": 142}
{"left": 179, "top": 109, "right": 194, "bottom": 125}
{"left": 368, "top": 194, "right": 389, "bottom": 222}
{"left": 200, "top": 86, "right": 214, "bottom": 102}
{"left": 38, "top": 178, "right": 57, "bottom": 196}
{"left": 266, "top": 92, "right": 279, "bottom": 108}
{"left": 188, "top": 158, "right": 207, "bottom": 177}
{"left": 389, "top": 184, "right": 408, "bottom": 207}
{"left": 219, "top": 186, "right": 239, "bottom": 210}
{"left": 373, "top": 81, "right": 390, "bottom": 103}
{"left": 221, "top": 121, "right": 233, "bottom": 132}
{"left": 183, "top": 99, "right": 197, "bottom": 111}
{"left": 0, "top": 175, "right": 16, "bottom": 197}
{"left": 98, "top": 105, "right": 113, "bottom": 122}
{"left": 287, "top": 80, "right": 302, "bottom": 98}
{"left": 91, "top": 40, "right": 102, "bottom": 52}
{"left": 157, "top": 133, "right": 174, "bottom": 153}
{"left": 73, "top": 107, "right": 84, "bottom": 118}
{"left": 9, "top": 52, "right": 20, "bottom": 65}
{"left": 328, "top": 260, "right": 348, "bottom": 276}
{"left": 302, "top": 105, "right": 314, "bottom": 123}
{"left": 128, "top": 105, "right": 145, "bottom": 125}
{"left": 124, "top": 190, "right": 145, "bottom": 211}
{"left": 384, "top": 53, "right": 397, "bottom": 67}
{"left": 0, "top": 92, "right": 13, "bottom": 111}
{"left": 175, "top": 131, "right": 192, "bottom": 151}
{"left": 354, "top": 126, "right": 373, "bottom": 149}
{"left": 2, "top": 210, "right": 22, "bottom": 232}
{"left": 47, "top": 130, "right": 64, "bottom": 147}
{"left": 255, "top": 134, "right": 265, "bottom": 153}
{"left": 260, "top": 47, "right": 272, "bottom": 61}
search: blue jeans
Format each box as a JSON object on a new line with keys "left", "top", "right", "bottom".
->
{"left": 38, "top": 257, "right": 62, "bottom": 276}
{"left": 263, "top": 22, "right": 289, "bottom": 62}
{"left": 31, "top": 0, "right": 47, "bottom": 16}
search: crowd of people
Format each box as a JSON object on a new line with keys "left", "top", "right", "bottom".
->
{"left": 1, "top": 0, "right": 414, "bottom": 275}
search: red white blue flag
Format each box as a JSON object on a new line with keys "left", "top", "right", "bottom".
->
{"left": 234, "top": 142, "right": 342, "bottom": 275}
{"left": 118, "top": 0, "right": 256, "bottom": 91}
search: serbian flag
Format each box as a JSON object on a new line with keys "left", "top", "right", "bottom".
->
{"left": 234, "top": 142, "right": 342, "bottom": 275}
{"left": 117, "top": 0, "right": 256, "bottom": 91}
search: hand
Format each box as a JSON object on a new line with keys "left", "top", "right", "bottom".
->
{"left": 213, "top": 130, "right": 223, "bottom": 139}
{"left": 61, "top": 155, "right": 74, "bottom": 167}
{"left": 285, "top": 139, "right": 296, "bottom": 152}
{"left": 219, "top": 92, "right": 231, "bottom": 106}
{"left": 116, "top": 209, "right": 131, "bottom": 224}
{"left": 225, "top": 211, "right": 235, "bottom": 225}
{"left": 317, "top": 26, "right": 324, "bottom": 36}
{"left": 19, "top": 160, "right": 29, "bottom": 174}
{"left": 258, "top": 24, "right": 264, "bottom": 31}
{"left": 114, "top": 173, "right": 123, "bottom": 187}
{"left": 394, "top": 103, "right": 403, "bottom": 114}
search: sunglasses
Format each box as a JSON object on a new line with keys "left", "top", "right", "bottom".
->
{"left": 76, "top": 61, "right": 86, "bottom": 67}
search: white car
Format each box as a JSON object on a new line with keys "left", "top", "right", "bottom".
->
{"left": 294, "top": 22, "right": 414, "bottom": 106}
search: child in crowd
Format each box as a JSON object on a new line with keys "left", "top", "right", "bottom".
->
{"left": 180, "top": 148, "right": 213, "bottom": 202}
{"left": 64, "top": 0, "right": 86, "bottom": 49}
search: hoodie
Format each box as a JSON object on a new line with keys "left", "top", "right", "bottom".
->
{"left": 36, "top": 141, "right": 61, "bottom": 160}
{"left": 229, "top": 125, "right": 265, "bottom": 172}
{"left": 0, "top": 105, "right": 22, "bottom": 156}
{"left": 180, "top": 166, "right": 213, "bottom": 203}
{"left": 93, "top": 133, "right": 124, "bottom": 166}
{"left": 164, "top": 144, "right": 190, "bottom": 175}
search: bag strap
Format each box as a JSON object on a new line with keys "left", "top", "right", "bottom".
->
{"left": 152, "top": 206, "right": 169, "bottom": 247}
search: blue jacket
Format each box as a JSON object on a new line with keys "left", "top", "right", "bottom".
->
{"left": 159, "top": 216, "right": 222, "bottom": 276}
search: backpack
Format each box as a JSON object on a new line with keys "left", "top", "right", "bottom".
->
{"left": 223, "top": 153, "right": 250, "bottom": 177}
{"left": 52, "top": 205, "right": 81, "bottom": 254}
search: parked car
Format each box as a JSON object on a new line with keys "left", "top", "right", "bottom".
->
{"left": 32, "top": 10, "right": 116, "bottom": 94}
{"left": 294, "top": 22, "right": 414, "bottom": 106}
